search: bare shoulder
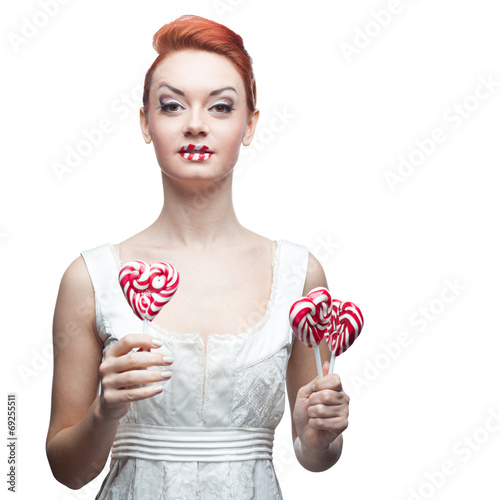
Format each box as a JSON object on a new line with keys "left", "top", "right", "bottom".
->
{"left": 302, "top": 251, "right": 328, "bottom": 295}
{"left": 47, "top": 255, "right": 102, "bottom": 443}
{"left": 58, "top": 255, "right": 94, "bottom": 302}
{"left": 55, "top": 255, "right": 97, "bottom": 338}
{"left": 241, "top": 228, "right": 274, "bottom": 247}
{"left": 60, "top": 254, "right": 94, "bottom": 289}
{"left": 232, "top": 229, "right": 276, "bottom": 260}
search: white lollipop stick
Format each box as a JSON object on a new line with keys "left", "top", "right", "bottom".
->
{"left": 314, "top": 347, "right": 322, "bottom": 378}
{"left": 143, "top": 318, "right": 149, "bottom": 335}
{"left": 328, "top": 352, "right": 336, "bottom": 374}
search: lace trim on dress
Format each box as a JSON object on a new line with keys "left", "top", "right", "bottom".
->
{"left": 109, "top": 243, "right": 121, "bottom": 270}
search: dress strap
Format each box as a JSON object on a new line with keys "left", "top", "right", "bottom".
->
{"left": 80, "top": 243, "right": 136, "bottom": 350}
{"left": 80, "top": 243, "right": 119, "bottom": 297}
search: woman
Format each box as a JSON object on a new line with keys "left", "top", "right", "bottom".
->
{"left": 46, "top": 15, "right": 349, "bottom": 499}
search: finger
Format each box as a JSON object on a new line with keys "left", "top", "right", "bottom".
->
{"left": 112, "top": 350, "right": 173, "bottom": 373}
{"left": 297, "top": 371, "right": 345, "bottom": 401}
{"left": 309, "top": 388, "right": 348, "bottom": 407}
{"left": 312, "top": 373, "right": 344, "bottom": 393}
{"left": 107, "top": 334, "right": 163, "bottom": 357}
{"left": 298, "top": 371, "right": 346, "bottom": 401}
{"left": 322, "top": 361, "right": 330, "bottom": 377}
{"left": 297, "top": 377, "right": 320, "bottom": 400}
{"left": 308, "top": 415, "right": 349, "bottom": 433}
{"left": 103, "top": 384, "right": 165, "bottom": 406}
{"left": 308, "top": 399, "right": 348, "bottom": 419}
{"left": 109, "top": 368, "right": 172, "bottom": 389}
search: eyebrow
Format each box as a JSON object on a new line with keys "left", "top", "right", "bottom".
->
{"left": 157, "top": 83, "right": 237, "bottom": 97}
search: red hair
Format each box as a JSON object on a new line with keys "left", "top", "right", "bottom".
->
{"left": 143, "top": 15, "right": 256, "bottom": 115}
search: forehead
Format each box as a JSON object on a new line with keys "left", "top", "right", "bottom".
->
{"left": 151, "top": 49, "right": 245, "bottom": 94}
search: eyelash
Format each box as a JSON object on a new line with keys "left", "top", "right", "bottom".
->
{"left": 157, "top": 101, "right": 235, "bottom": 114}
{"left": 211, "top": 103, "right": 234, "bottom": 114}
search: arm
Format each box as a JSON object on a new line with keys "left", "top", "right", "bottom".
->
{"left": 286, "top": 252, "right": 350, "bottom": 472}
{"left": 46, "top": 256, "right": 172, "bottom": 489}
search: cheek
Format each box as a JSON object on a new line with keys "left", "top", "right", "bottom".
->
{"left": 228, "top": 131, "right": 243, "bottom": 150}
{"left": 220, "top": 122, "right": 248, "bottom": 152}
{"left": 149, "top": 121, "right": 174, "bottom": 151}
{"left": 224, "top": 132, "right": 245, "bottom": 163}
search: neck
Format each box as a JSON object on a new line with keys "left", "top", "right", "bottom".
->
{"left": 148, "top": 171, "right": 245, "bottom": 250}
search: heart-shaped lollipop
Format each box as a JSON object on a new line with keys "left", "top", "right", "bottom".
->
{"left": 289, "top": 287, "right": 333, "bottom": 377}
{"left": 119, "top": 260, "right": 179, "bottom": 332}
{"left": 326, "top": 300, "right": 364, "bottom": 373}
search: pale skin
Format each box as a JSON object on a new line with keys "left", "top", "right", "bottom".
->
{"left": 46, "top": 49, "right": 349, "bottom": 489}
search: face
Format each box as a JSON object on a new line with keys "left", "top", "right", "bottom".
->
{"left": 140, "top": 49, "right": 259, "bottom": 183}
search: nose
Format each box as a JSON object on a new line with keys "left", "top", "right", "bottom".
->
{"left": 183, "top": 107, "right": 209, "bottom": 137}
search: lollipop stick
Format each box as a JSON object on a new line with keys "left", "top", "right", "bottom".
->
{"left": 313, "top": 346, "right": 322, "bottom": 378}
{"left": 328, "top": 352, "right": 336, "bottom": 374}
{"left": 143, "top": 318, "right": 148, "bottom": 335}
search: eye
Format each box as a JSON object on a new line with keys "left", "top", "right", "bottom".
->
{"left": 158, "top": 99, "right": 184, "bottom": 113}
{"left": 210, "top": 102, "right": 234, "bottom": 114}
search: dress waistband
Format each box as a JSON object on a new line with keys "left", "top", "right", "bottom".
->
{"left": 112, "top": 424, "right": 275, "bottom": 462}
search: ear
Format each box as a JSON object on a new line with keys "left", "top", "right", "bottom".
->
{"left": 241, "top": 108, "right": 260, "bottom": 147}
{"left": 139, "top": 107, "right": 152, "bottom": 144}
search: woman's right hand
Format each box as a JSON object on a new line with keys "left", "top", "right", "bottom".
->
{"left": 98, "top": 334, "right": 173, "bottom": 421}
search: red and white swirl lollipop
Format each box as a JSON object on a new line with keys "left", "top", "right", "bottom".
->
{"left": 326, "top": 300, "right": 364, "bottom": 374}
{"left": 289, "top": 287, "right": 332, "bottom": 377}
{"left": 119, "top": 260, "right": 179, "bottom": 334}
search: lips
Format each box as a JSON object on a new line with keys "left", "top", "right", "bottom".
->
{"left": 179, "top": 143, "right": 213, "bottom": 161}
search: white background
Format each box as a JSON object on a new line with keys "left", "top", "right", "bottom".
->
{"left": 2, "top": 0, "right": 500, "bottom": 499}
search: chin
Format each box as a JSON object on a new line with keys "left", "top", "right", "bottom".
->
{"left": 160, "top": 166, "right": 234, "bottom": 184}
{"left": 159, "top": 156, "right": 237, "bottom": 182}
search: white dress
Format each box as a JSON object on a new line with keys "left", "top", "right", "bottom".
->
{"left": 80, "top": 239, "right": 309, "bottom": 500}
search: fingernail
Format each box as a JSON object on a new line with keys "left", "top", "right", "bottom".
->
{"left": 153, "top": 385, "right": 163, "bottom": 393}
{"left": 152, "top": 339, "right": 163, "bottom": 347}
{"left": 312, "top": 384, "right": 317, "bottom": 392}
{"left": 163, "top": 356, "right": 174, "bottom": 364}
{"left": 161, "top": 371, "right": 172, "bottom": 379}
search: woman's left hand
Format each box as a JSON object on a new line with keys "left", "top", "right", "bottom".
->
{"left": 293, "top": 362, "right": 350, "bottom": 453}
